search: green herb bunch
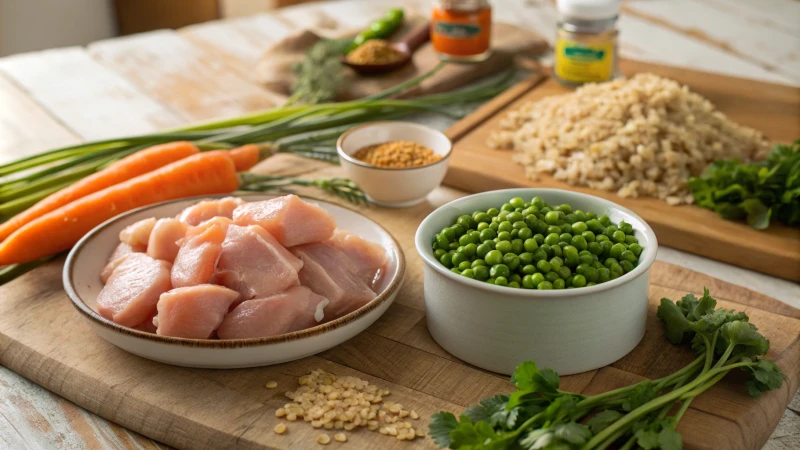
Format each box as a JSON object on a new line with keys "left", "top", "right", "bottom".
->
{"left": 429, "top": 288, "right": 786, "bottom": 450}
{"left": 688, "top": 140, "right": 800, "bottom": 229}
{"left": 290, "top": 38, "right": 350, "bottom": 105}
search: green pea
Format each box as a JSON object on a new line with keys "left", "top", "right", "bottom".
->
{"left": 457, "top": 216, "right": 474, "bottom": 231}
{"left": 441, "top": 227, "right": 456, "bottom": 241}
{"left": 587, "top": 242, "right": 603, "bottom": 255}
{"left": 549, "top": 257, "right": 562, "bottom": 272}
{"left": 510, "top": 274, "right": 521, "bottom": 283}
{"left": 449, "top": 242, "right": 460, "bottom": 250}
{"left": 440, "top": 253, "right": 453, "bottom": 268}
{"left": 560, "top": 223, "right": 573, "bottom": 234}
{"left": 610, "top": 263, "right": 624, "bottom": 278}
{"left": 532, "top": 249, "right": 548, "bottom": 262}
{"left": 522, "top": 207, "right": 537, "bottom": 216}
{"left": 533, "top": 234, "right": 545, "bottom": 245}
{"left": 540, "top": 206, "right": 553, "bottom": 214}
{"left": 578, "top": 254, "right": 594, "bottom": 265}
{"left": 434, "top": 248, "right": 447, "bottom": 258}
{"left": 544, "top": 211, "right": 561, "bottom": 225}
{"left": 572, "top": 274, "right": 587, "bottom": 287}
{"left": 487, "top": 207, "right": 500, "bottom": 217}
{"left": 596, "top": 234, "right": 610, "bottom": 243}
{"left": 531, "top": 196, "right": 546, "bottom": 208}
{"left": 497, "top": 231, "right": 512, "bottom": 242}
{"left": 612, "top": 230, "right": 626, "bottom": 243}
{"left": 497, "top": 221, "right": 512, "bottom": 233}
{"left": 510, "top": 229, "right": 519, "bottom": 239}
{"left": 471, "top": 259, "right": 487, "bottom": 268}
{"left": 476, "top": 222, "right": 489, "bottom": 232}
{"left": 576, "top": 263, "right": 590, "bottom": 275}
{"left": 604, "top": 258, "right": 619, "bottom": 268}
{"left": 451, "top": 268, "right": 461, "bottom": 274}
{"left": 581, "top": 231, "right": 596, "bottom": 243}
{"left": 569, "top": 221, "right": 587, "bottom": 234}
{"left": 625, "top": 235, "right": 638, "bottom": 245}
{"left": 456, "top": 246, "right": 465, "bottom": 254}
{"left": 620, "top": 250, "right": 636, "bottom": 263}
{"left": 545, "top": 272, "right": 560, "bottom": 282}
{"left": 574, "top": 210, "right": 586, "bottom": 221}
{"left": 529, "top": 272, "right": 544, "bottom": 287}
{"left": 490, "top": 264, "right": 510, "bottom": 278}
{"left": 536, "top": 260, "right": 552, "bottom": 273}
{"left": 494, "top": 276, "right": 508, "bottom": 286}
{"left": 516, "top": 227, "right": 532, "bottom": 240}
{"left": 511, "top": 239, "right": 524, "bottom": 255}
{"left": 519, "top": 252, "right": 534, "bottom": 265}
{"left": 503, "top": 254, "right": 520, "bottom": 270}
{"left": 489, "top": 222, "right": 499, "bottom": 231}
{"left": 452, "top": 252, "right": 468, "bottom": 266}
{"left": 540, "top": 244, "right": 553, "bottom": 258}
{"left": 537, "top": 281, "right": 553, "bottom": 290}
{"left": 495, "top": 241, "right": 512, "bottom": 254}
{"left": 585, "top": 211, "right": 597, "bottom": 220}
{"left": 521, "top": 264, "right": 536, "bottom": 275}
{"left": 457, "top": 234, "right": 472, "bottom": 246}
{"left": 474, "top": 265, "right": 490, "bottom": 280}
{"left": 485, "top": 250, "right": 503, "bottom": 265}
{"left": 480, "top": 228, "right": 497, "bottom": 241}
{"left": 473, "top": 212, "right": 490, "bottom": 224}
{"left": 511, "top": 221, "right": 526, "bottom": 231}
{"left": 523, "top": 239, "right": 538, "bottom": 253}
{"left": 435, "top": 234, "right": 449, "bottom": 250}
{"left": 458, "top": 261, "right": 471, "bottom": 271}
{"left": 508, "top": 281, "right": 521, "bottom": 288}
{"left": 534, "top": 220, "right": 549, "bottom": 234}
{"left": 598, "top": 214, "right": 611, "bottom": 226}
{"left": 570, "top": 235, "right": 587, "bottom": 251}
{"left": 597, "top": 268, "right": 610, "bottom": 282}
{"left": 461, "top": 268, "right": 475, "bottom": 278}
{"left": 507, "top": 212, "right": 523, "bottom": 223}
{"left": 522, "top": 274, "right": 535, "bottom": 289}
{"left": 620, "top": 260, "right": 634, "bottom": 273}
{"left": 619, "top": 221, "right": 633, "bottom": 234}
{"left": 452, "top": 224, "right": 465, "bottom": 236}
{"left": 586, "top": 219, "right": 603, "bottom": 232}
{"left": 487, "top": 277, "right": 496, "bottom": 284}
{"left": 565, "top": 275, "right": 574, "bottom": 287}
{"left": 555, "top": 204, "right": 571, "bottom": 214}
{"left": 544, "top": 233, "right": 560, "bottom": 246}
{"left": 557, "top": 266, "right": 571, "bottom": 279}
{"left": 563, "top": 213, "right": 578, "bottom": 224}
{"left": 629, "top": 243, "right": 643, "bottom": 256}
{"left": 551, "top": 245, "right": 563, "bottom": 258}
{"left": 609, "top": 243, "right": 626, "bottom": 259}
{"left": 546, "top": 225, "right": 562, "bottom": 236}
{"left": 584, "top": 267, "right": 598, "bottom": 282}
{"left": 477, "top": 243, "right": 492, "bottom": 258}
{"left": 601, "top": 240, "right": 613, "bottom": 255}
{"left": 504, "top": 197, "right": 522, "bottom": 209}
{"left": 553, "top": 279, "right": 566, "bottom": 289}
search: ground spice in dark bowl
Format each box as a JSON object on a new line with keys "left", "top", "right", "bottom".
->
{"left": 346, "top": 40, "right": 405, "bottom": 65}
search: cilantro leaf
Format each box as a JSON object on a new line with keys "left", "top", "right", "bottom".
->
{"left": 587, "top": 410, "right": 623, "bottom": 434}
{"left": 657, "top": 298, "right": 695, "bottom": 344}
{"left": 635, "top": 429, "right": 660, "bottom": 449}
{"left": 745, "top": 359, "right": 786, "bottom": 397}
{"left": 512, "top": 361, "right": 559, "bottom": 393}
{"left": 429, "top": 412, "right": 459, "bottom": 448}
{"left": 623, "top": 381, "right": 658, "bottom": 412}
{"left": 553, "top": 423, "right": 591, "bottom": 445}
{"left": 658, "top": 426, "right": 683, "bottom": 450}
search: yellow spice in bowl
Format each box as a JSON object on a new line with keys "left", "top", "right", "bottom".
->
{"left": 346, "top": 39, "right": 405, "bottom": 65}
{"left": 353, "top": 141, "right": 442, "bottom": 168}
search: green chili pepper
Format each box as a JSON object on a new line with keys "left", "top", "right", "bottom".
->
{"left": 346, "top": 8, "right": 405, "bottom": 53}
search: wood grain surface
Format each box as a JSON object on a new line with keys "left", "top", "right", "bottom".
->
{"left": 444, "top": 59, "right": 800, "bottom": 282}
{"left": 0, "top": 154, "right": 798, "bottom": 450}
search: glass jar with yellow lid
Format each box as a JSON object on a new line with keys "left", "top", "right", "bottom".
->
{"left": 554, "top": 0, "right": 620, "bottom": 86}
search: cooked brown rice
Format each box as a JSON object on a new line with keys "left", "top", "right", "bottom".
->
{"left": 487, "top": 73, "right": 769, "bottom": 205}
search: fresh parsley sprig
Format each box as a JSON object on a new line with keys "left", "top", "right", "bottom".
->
{"left": 429, "top": 288, "right": 786, "bottom": 450}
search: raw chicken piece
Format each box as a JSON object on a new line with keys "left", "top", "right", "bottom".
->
{"left": 133, "top": 312, "right": 157, "bottom": 333}
{"left": 147, "top": 218, "right": 189, "bottom": 263}
{"left": 326, "top": 230, "right": 389, "bottom": 284}
{"left": 101, "top": 242, "right": 143, "bottom": 283}
{"left": 155, "top": 285, "right": 239, "bottom": 339}
{"left": 215, "top": 224, "right": 302, "bottom": 300}
{"left": 119, "top": 217, "right": 157, "bottom": 249}
{"left": 233, "top": 195, "right": 336, "bottom": 247}
{"left": 171, "top": 224, "right": 226, "bottom": 288}
{"left": 97, "top": 253, "right": 172, "bottom": 327}
{"left": 217, "top": 286, "right": 328, "bottom": 339}
{"left": 177, "top": 197, "right": 244, "bottom": 226}
{"left": 290, "top": 243, "right": 375, "bottom": 319}
{"left": 183, "top": 217, "right": 233, "bottom": 241}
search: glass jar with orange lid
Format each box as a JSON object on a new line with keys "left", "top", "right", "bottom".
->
{"left": 431, "top": 0, "right": 492, "bottom": 62}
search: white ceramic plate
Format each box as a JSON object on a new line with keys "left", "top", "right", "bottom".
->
{"left": 64, "top": 194, "right": 405, "bottom": 369}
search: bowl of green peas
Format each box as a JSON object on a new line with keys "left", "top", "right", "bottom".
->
{"left": 414, "top": 188, "right": 657, "bottom": 375}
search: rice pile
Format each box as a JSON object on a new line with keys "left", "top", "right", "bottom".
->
{"left": 487, "top": 73, "right": 770, "bottom": 205}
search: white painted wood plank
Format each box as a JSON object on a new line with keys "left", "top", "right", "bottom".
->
{"left": 708, "top": 0, "right": 800, "bottom": 34}
{"left": 88, "top": 30, "right": 283, "bottom": 122}
{"left": 0, "top": 74, "right": 79, "bottom": 165}
{"left": 0, "top": 47, "right": 184, "bottom": 141}
{"left": 626, "top": 0, "right": 800, "bottom": 83}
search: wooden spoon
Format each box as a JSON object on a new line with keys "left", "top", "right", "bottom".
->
{"left": 342, "top": 22, "right": 431, "bottom": 74}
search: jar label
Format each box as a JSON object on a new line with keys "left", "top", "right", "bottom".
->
{"left": 555, "top": 39, "right": 614, "bottom": 83}
{"left": 433, "top": 21, "right": 482, "bottom": 39}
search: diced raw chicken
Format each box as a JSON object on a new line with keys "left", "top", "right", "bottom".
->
{"left": 119, "top": 217, "right": 157, "bottom": 249}
{"left": 290, "top": 243, "right": 375, "bottom": 319}
{"left": 97, "top": 253, "right": 172, "bottom": 327}
{"left": 215, "top": 224, "right": 302, "bottom": 300}
{"left": 133, "top": 312, "right": 157, "bottom": 333}
{"left": 233, "top": 195, "right": 336, "bottom": 247}
{"left": 183, "top": 217, "right": 233, "bottom": 242}
{"left": 326, "top": 230, "right": 389, "bottom": 284}
{"left": 101, "top": 242, "right": 143, "bottom": 284}
{"left": 217, "top": 286, "right": 328, "bottom": 339}
{"left": 171, "top": 224, "right": 226, "bottom": 288}
{"left": 177, "top": 197, "right": 244, "bottom": 226}
{"left": 155, "top": 285, "right": 239, "bottom": 339}
{"left": 146, "top": 218, "right": 189, "bottom": 263}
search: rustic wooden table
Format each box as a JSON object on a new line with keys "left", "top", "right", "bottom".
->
{"left": 0, "top": 0, "right": 798, "bottom": 449}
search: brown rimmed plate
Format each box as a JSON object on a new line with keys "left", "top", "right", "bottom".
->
{"left": 63, "top": 194, "right": 405, "bottom": 368}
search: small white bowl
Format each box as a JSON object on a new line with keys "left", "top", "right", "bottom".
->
{"left": 414, "top": 188, "right": 658, "bottom": 376}
{"left": 337, "top": 121, "right": 452, "bottom": 208}
{"left": 63, "top": 194, "right": 405, "bottom": 369}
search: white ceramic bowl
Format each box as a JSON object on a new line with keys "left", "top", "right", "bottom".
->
{"left": 337, "top": 121, "right": 452, "bottom": 208}
{"left": 414, "top": 188, "right": 658, "bottom": 376}
{"left": 64, "top": 194, "right": 405, "bottom": 369}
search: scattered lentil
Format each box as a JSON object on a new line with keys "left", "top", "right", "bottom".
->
{"left": 274, "top": 423, "right": 287, "bottom": 434}
{"left": 353, "top": 140, "right": 442, "bottom": 169}
{"left": 346, "top": 39, "right": 404, "bottom": 65}
{"left": 316, "top": 434, "right": 331, "bottom": 445}
{"left": 334, "top": 433, "right": 348, "bottom": 443}
{"left": 266, "top": 380, "right": 278, "bottom": 389}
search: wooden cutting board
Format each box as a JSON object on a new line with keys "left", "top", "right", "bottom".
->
{"left": 0, "top": 161, "right": 798, "bottom": 450}
{"left": 444, "top": 59, "right": 800, "bottom": 282}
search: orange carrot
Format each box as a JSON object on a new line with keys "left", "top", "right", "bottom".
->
{"left": 227, "top": 144, "right": 261, "bottom": 171}
{"left": 0, "top": 152, "right": 240, "bottom": 265}
{"left": 0, "top": 141, "right": 199, "bottom": 242}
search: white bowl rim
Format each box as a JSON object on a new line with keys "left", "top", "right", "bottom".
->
{"left": 336, "top": 121, "right": 453, "bottom": 172}
{"left": 63, "top": 193, "right": 406, "bottom": 348}
{"left": 415, "top": 188, "right": 658, "bottom": 298}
